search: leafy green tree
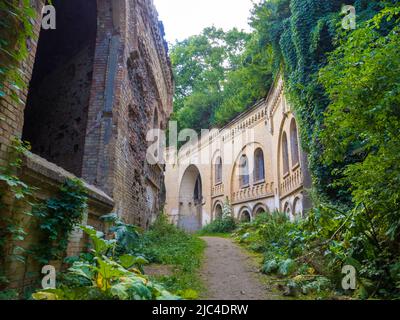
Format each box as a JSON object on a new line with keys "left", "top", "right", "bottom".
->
{"left": 214, "top": 31, "right": 274, "bottom": 125}
{"left": 320, "top": 5, "right": 400, "bottom": 241}
{"left": 170, "top": 27, "right": 250, "bottom": 130}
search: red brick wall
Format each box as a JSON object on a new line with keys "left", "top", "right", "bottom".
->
{"left": 1, "top": 0, "right": 173, "bottom": 226}
{"left": 0, "top": 0, "right": 45, "bottom": 166}
{"left": 0, "top": 0, "right": 173, "bottom": 295}
{"left": 81, "top": 0, "right": 174, "bottom": 226}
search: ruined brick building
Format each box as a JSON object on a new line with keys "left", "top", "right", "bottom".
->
{"left": 3, "top": 0, "right": 173, "bottom": 225}
{"left": 0, "top": 0, "right": 173, "bottom": 290}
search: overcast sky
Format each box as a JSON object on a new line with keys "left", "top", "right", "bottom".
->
{"left": 153, "top": 0, "right": 255, "bottom": 44}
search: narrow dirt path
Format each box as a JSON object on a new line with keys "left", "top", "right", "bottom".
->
{"left": 199, "top": 237, "right": 277, "bottom": 300}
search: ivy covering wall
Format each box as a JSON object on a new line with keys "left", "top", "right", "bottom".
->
{"left": 0, "top": 0, "right": 35, "bottom": 102}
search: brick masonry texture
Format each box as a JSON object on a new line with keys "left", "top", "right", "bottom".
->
{"left": 0, "top": 0, "right": 173, "bottom": 292}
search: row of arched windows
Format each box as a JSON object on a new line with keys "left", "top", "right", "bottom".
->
{"left": 282, "top": 119, "right": 300, "bottom": 175}
{"left": 213, "top": 119, "right": 300, "bottom": 187}
{"left": 239, "top": 148, "right": 265, "bottom": 188}
{"left": 214, "top": 148, "right": 266, "bottom": 188}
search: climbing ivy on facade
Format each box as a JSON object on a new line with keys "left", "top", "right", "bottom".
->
{"left": 0, "top": 0, "right": 36, "bottom": 102}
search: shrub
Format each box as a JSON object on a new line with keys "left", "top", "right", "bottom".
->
{"left": 139, "top": 215, "right": 204, "bottom": 268}
{"left": 137, "top": 215, "right": 205, "bottom": 296}
{"left": 198, "top": 216, "right": 237, "bottom": 235}
{"left": 32, "top": 225, "right": 179, "bottom": 300}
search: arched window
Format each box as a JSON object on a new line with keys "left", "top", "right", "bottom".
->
{"left": 214, "top": 204, "right": 223, "bottom": 220}
{"left": 293, "top": 197, "right": 302, "bottom": 218}
{"left": 282, "top": 132, "right": 289, "bottom": 175}
{"left": 239, "top": 155, "right": 249, "bottom": 188}
{"left": 284, "top": 202, "right": 291, "bottom": 220}
{"left": 254, "top": 148, "right": 265, "bottom": 182}
{"left": 240, "top": 210, "right": 251, "bottom": 222}
{"left": 290, "top": 119, "right": 300, "bottom": 166}
{"left": 215, "top": 157, "right": 222, "bottom": 185}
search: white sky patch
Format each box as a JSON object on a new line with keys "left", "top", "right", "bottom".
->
{"left": 153, "top": 0, "right": 255, "bottom": 44}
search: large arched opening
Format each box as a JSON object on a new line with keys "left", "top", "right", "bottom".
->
{"left": 22, "top": 0, "right": 97, "bottom": 177}
{"left": 178, "top": 165, "right": 203, "bottom": 232}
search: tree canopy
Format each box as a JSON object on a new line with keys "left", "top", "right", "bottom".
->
{"left": 170, "top": 25, "right": 274, "bottom": 132}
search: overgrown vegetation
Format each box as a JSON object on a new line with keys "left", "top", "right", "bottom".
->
{"left": 0, "top": 139, "right": 34, "bottom": 300}
{"left": 138, "top": 215, "right": 205, "bottom": 299}
{"left": 198, "top": 199, "right": 237, "bottom": 236}
{"left": 0, "top": 0, "right": 36, "bottom": 102}
{"left": 170, "top": 26, "right": 273, "bottom": 133}
{"left": 33, "top": 224, "right": 180, "bottom": 300}
{"left": 198, "top": 216, "right": 237, "bottom": 236}
{"left": 235, "top": 210, "right": 400, "bottom": 299}
{"left": 0, "top": 140, "right": 94, "bottom": 300}
{"left": 234, "top": 212, "right": 341, "bottom": 299}
{"left": 0, "top": 144, "right": 204, "bottom": 300}
{"left": 30, "top": 179, "right": 88, "bottom": 265}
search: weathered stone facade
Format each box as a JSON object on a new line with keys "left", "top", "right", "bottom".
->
{"left": 0, "top": 0, "right": 173, "bottom": 291}
{"left": 165, "top": 77, "right": 312, "bottom": 232}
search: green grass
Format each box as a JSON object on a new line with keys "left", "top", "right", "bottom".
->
{"left": 197, "top": 216, "right": 237, "bottom": 236}
{"left": 139, "top": 216, "right": 206, "bottom": 299}
{"left": 196, "top": 232, "right": 232, "bottom": 238}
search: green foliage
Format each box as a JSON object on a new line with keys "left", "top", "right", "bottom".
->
{"left": 170, "top": 26, "right": 273, "bottom": 132}
{"left": 0, "top": 289, "right": 18, "bottom": 300}
{"left": 235, "top": 212, "right": 298, "bottom": 253}
{"left": 0, "top": 0, "right": 36, "bottom": 102}
{"left": 138, "top": 215, "right": 205, "bottom": 296}
{"left": 213, "top": 32, "right": 274, "bottom": 125}
{"left": 32, "top": 225, "right": 180, "bottom": 300}
{"left": 31, "top": 179, "right": 88, "bottom": 264}
{"left": 317, "top": 5, "right": 400, "bottom": 298}
{"left": 319, "top": 6, "right": 400, "bottom": 240}
{"left": 233, "top": 212, "right": 331, "bottom": 297}
{"left": 0, "top": 139, "right": 35, "bottom": 294}
{"left": 292, "top": 275, "right": 332, "bottom": 296}
{"left": 198, "top": 216, "right": 237, "bottom": 235}
{"left": 32, "top": 214, "right": 203, "bottom": 300}
{"left": 278, "top": 259, "right": 297, "bottom": 277}
{"left": 236, "top": 204, "right": 400, "bottom": 299}
{"left": 100, "top": 213, "right": 141, "bottom": 257}
{"left": 143, "top": 216, "right": 204, "bottom": 269}
{"left": 252, "top": 0, "right": 398, "bottom": 204}
{"left": 172, "top": 26, "right": 250, "bottom": 110}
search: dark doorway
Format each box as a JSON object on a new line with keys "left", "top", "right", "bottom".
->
{"left": 240, "top": 210, "right": 251, "bottom": 222}
{"left": 22, "top": 0, "right": 97, "bottom": 176}
{"left": 214, "top": 204, "right": 223, "bottom": 220}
